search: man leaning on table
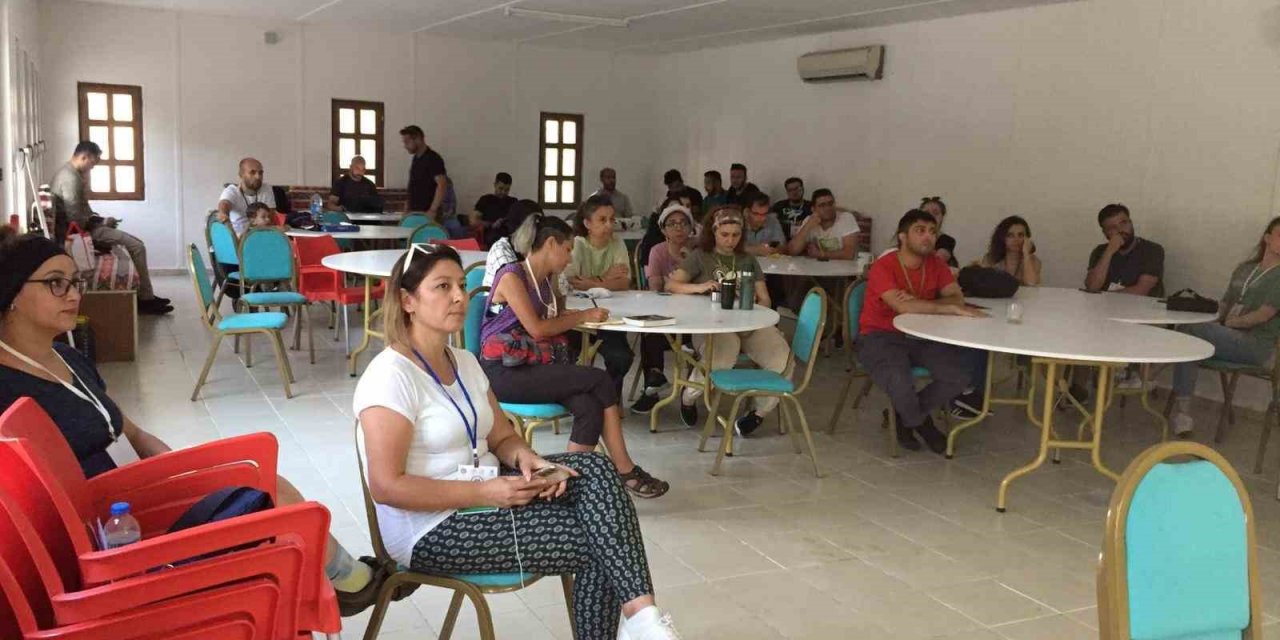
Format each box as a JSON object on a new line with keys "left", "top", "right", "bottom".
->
{"left": 779, "top": 188, "right": 858, "bottom": 312}
{"left": 857, "top": 209, "right": 985, "bottom": 454}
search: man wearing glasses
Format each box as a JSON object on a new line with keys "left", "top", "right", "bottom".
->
{"left": 49, "top": 141, "right": 171, "bottom": 315}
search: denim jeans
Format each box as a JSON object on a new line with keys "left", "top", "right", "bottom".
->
{"left": 1171, "top": 323, "right": 1274, "bottom": 396}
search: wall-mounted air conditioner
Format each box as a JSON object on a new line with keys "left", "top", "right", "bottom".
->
{"left": 797, "top": 45, "right": 885, "bottom": 82}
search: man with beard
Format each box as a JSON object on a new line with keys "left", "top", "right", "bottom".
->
{"left": 1085, "top": 203, "right": 1164, "bottom": 296}
{"left": 217, "top": 157, "right": 278, "bottom": 236}
{"left": 856, "top": 209, "right": 984, "bottom": 454}
{"left": 590, "top": 167, "right": 633, "bottom": 218}
{"left": 726, "top": 163, "right": 760, "bottom": 206}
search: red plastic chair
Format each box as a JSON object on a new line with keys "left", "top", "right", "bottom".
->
{"left": 431, "top": 237, "right": 481, "bottom": 251}
{"left": 292, "top": 234, "right": 385, "bottom": 352}
{"left": 273, "top": 212, "right": 287, "bottom": 227}
{"left": 0, "top": 398, "right": 278, "bottom": 538}
{"left": 0, "top": 437, "right": 340, "bottom": 638}
{"left": 0, "top": 446, "right": 308, "bottom": 638}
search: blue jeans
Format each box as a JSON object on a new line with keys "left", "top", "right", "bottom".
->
{"left": 1172, "top": 323, "right": 1273, "bottom": 396}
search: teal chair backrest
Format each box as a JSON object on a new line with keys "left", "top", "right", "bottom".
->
{"left": 400, "top": 214, "right": 430, "bottom": 229}
{"left": 321, "top": 211, "right": 350, "bottom": 224}
{"left": 239, "top": 228, "right": 295, "bottom": 284}
{"left": 188, "top": 244, "right": 216, "bottom": 320}
{"left": 464, "top": 289, "right": 489, "bottom": 357}
{"left": 847, "top": 281, "right": 867, "bottom": 338}
{"left": 1126, "top": 459, "right": 1250, "bottom": 638}
{"left": 208, "top": 219, "right": 240, "bottom": 267}
{"left": 409, "top": 224, "right": 449, "bottom": 244}
{"left": 465, "top": 267, "right": 486, "bottom": 292}
{"left": 791, "top": 289, "right": 825, "bottom": 365}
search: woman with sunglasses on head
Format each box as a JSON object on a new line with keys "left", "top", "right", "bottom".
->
{"left": 631, "top": 203, "right": 696, "bottom": 414}
{"left": 664, "top": 205, "right": 794, "bottom": 436}
{"left": 356, "top": 244, "right": 680, "bottom": 640}
{"left": 482, "top": 215, "right": 670, "bottom": 499}
{"left": 0, "top": 232, "right": 387, "bottom": 616}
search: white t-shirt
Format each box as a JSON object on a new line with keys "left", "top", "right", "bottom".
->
{"left": 483, "top": 236, "right": 571, "bottom": 295}
{"left": 353, "top": 347, "right": 499, "bottom": 566}
{"left": 218, "top": 183, "right": 278, "bottom": 235}
{"left": 801, "top": 211, "right": 859, "bottom": 253}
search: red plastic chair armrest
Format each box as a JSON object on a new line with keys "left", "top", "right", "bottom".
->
{"left": 86, "top": 433, "right": 278, "bottom": 503}
{"left": 54, "top": 543, "right": 303, "bottom": 627}
{"left": 37, "top": 580, "right": 281, "bottom": 640}
{"left": 78, "top": 502, "right": 328, "bottom": 586}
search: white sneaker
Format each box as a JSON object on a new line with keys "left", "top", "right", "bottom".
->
{"left": 1115, "top": 372, "right": 1145, "bottom": 391}
{"left": 1172, "top": 412, "right": 1194, "bottom": 438}
{"left": 623, "top": 608, "right": 682, "bottom": 640}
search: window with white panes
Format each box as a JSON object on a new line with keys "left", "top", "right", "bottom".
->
{"left": 538, "top": 113, "right": 583, "bottom": 210}
{"left": 331, "top": 99, "right": 384, "bottom": 186}
{"left": 77, "top": 83, "right": 144, "bottom": 200}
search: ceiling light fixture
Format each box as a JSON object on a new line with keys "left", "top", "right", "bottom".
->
{"left": 504, "top": 6, "right": 629, "bottom": 28}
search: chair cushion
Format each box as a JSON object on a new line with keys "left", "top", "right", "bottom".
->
{"left": 226, "top": 271, "right": 241, "bottom": 281}
{"left": 709, "top": 369, "right": 794, "bottom": 394}
{"left": 450, "top": 572, "right": 541, "bottom": 588}
{"left": 911, "top": 366, "right": 931, "bottom": 378}
{"left": 499, "top": 402, "right": 568, "bottom": 419}
{"left": 242, "top": 291, "right": 307, "bottom": 306}
{"left": 218, "top": 312, "right": 289, "bottom": 332}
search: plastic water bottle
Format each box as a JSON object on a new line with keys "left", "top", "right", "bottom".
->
{"left": 103, "top": 502, "right": 141, "bottom": 549}
{"left": 310, "top": 193, "right": 324, "bottom": 227}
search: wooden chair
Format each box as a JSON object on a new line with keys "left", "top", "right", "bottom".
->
{"left": 1098, "top": 441, "right": 1262, "bottom": 639}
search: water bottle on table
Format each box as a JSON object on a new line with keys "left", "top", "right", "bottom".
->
{"left": 738, "top": 271, "right": 755, "bottom": 310}
{"left": 104, "top": 501, "right": 141, "bottom": 549}
{"left": 310, "top": 193, "right": 324, "bottom": 228}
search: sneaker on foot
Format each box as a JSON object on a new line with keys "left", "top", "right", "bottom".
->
{"left": 735, "top": 411, "right": 763, "bottom": 437}
{"left": 680, "top": 401, "right": 698, "bottom": 427}
{"left": 336, "top": 557, "right": 384, "bottom": 617}
{"left": 1068, "top": 383, "right": 1090, "bottom": 406}
{"left": 631, "top": 393, "right": 661, "bottom": 415}
{"left": 950, "top": 390, "right": 983, "bottom": 420}
{"left": 1172, "top": 411, "right": 1194, "bottom": 439}
{"left": 915, "top": 416, "right": 948, "bottom": 455}
{"left": 137, "top": 298, "right": 174, "bottom": 315}
{"left": 624, "top": 608, "right": 682, "bottom": 640}
{"left": 892, "top": 411, "right": 922, "bottom": 451}
{"left": 1116, "top": 372, "right": 1144, "bottom": 391}
{"left": 644, "top": 370, "right": 670, "bottom": 393}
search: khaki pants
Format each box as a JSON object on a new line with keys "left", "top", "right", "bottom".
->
{"left": 90, "top": 225, "right": 155, "bottom": 300}
{"left": 684, "top": 327, "right": 793, "bottom": 415}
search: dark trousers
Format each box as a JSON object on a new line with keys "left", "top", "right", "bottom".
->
{"left": 482, "top": 360, "right": 618, "bottom": 446}
{"left": 637, "top": 334, "right": 692, "bottom": 388}
{"left": 857, "top": 331, "right": 970, "bottom": 428}
{"left": 570, "top": 331, "right": 633, "bottom": 399}
{"left": 411, "top": 453, "right": 652, "bottom": 640}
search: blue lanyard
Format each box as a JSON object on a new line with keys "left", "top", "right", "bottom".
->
{"left": 412, "top": 348, "right": 481, "bottom": 467}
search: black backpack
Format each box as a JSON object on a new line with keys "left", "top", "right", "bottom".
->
{"left": 957, "top": 266, "right": 1020, "bottom": 299}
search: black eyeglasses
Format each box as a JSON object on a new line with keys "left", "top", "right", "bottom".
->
{"left": 27, "top": 277, "right": 86, "bottom": 297}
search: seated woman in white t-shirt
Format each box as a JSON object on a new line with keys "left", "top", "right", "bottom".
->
{"left": 354, "top": 244, "right": 680, "bottom": 640}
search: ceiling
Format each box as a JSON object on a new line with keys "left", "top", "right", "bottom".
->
{"left": 88, "top": 0, "right": 1075, "bottom": 52}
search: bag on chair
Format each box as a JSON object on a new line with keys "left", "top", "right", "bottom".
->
{"left": 165, "top": 486, "right": 275, "bottom": 563}
{"left": 957, "top": 266, "right": 1020, "bottom": 298}
{"left": 1165, "top": 289, "right": 1219, "bottom": 314}
{"left": 64, "top": 222, "right": 97, "bottom": 276}
{"left": 89, "top": 246, "right": 140, "bottom": 292}
{"left": 480, "top": 327, "right": 571, "bottom": 367}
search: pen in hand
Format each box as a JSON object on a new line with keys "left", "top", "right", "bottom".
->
{"left": 590, "top": 298, "right": 599, "bottom": 308}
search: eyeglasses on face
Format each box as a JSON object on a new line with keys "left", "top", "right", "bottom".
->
{"left": 27, "top": 276, "right": 87, "bottom": 297}
{"left": 663, "top": 219, "right": 690, "bottom": 229}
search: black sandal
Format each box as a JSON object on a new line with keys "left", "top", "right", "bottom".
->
{"left": 619, "top": 465, "right": 670, "bottom": 499}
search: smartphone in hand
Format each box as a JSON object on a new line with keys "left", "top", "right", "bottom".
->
{"left": 533, "top": 464, "right": 573, "bottom": 484}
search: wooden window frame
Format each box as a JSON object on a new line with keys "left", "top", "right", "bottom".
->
{"left": 77, "top": 82, "right": 144, "bottom": 201}
{"left": 331, "top": 99, "right": 385, "bottom": 188}
{"left": 538, "top": 112, "right": 584, "bottom": 211}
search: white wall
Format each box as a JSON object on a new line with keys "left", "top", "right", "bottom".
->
{"left": 2, "top": 0, "right": 40, "bottom": 221}
{"left": 39, "top": 0, "right": 661, "bottom": 271}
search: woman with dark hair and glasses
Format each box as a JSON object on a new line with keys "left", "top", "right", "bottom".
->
{"left": 631, "top": 203, "right": 696, "bottom": 414}
{"left": 976, "top": 215, "right": 1041, "bottom": 286}
{"left": 355, "top": 243, "right": 680, "bottom": 639}
{"left": 481, "top": 215, "right": 669, "bottom": 499}
{"left": 920, "top": 197, "right": 958, "bottom": 268}
{"left": 0, "top": 233, "right": 385, "bottom": 616}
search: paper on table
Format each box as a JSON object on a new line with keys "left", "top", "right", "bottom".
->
{"left": 581, "top": 318, "right": 625, "bottom": 328}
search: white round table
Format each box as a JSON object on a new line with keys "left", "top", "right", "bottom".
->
{"left": 345, "top": 213, "right": 402, "bottom": 224}
{"left": 617, "top": 228, "right": 646, "bottom": 242}
{"left": 287, "top": 226, "right": 413, "bottom": 241}
{"left": 965, "top": 287, "right": 1218, "bottom": 326}
{"left": 321, "top": 248, "right": 489, "bottom": 375}
{"left": 893, "top": 292, "right": 1213, "bottom": 512}
{"left": 565, "top": 291, "right": 781, "bottom": 438}
{"left": 321, "top": 248, "right": 488, "bottom": 278}
{"left": 757, "top": 255, "right": 863, "bottom": 278}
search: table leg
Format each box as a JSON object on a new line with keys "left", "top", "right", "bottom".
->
{"left": 649, "top": 333, "right": 704, "bottom": 433}
{"left": 347, "top": 275, "right": 385, "bottom": 377}
{"left": 945, "top": 351, "right": 1035, "bottom": 458}
{"left": 1088, "top": 365, "right": 1121, "bottom": 481}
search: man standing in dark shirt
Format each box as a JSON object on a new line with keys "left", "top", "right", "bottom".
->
{"left": 771, "top": 176, "right": 812, "bottom": 238}
{"left": 1085, "top": 203, "right": 1164, "bottom": 296}
{"left": 662, "top": 169, "right": 702, "bottom": 214}
{"left": 726, "top": 163, "right": 761, "bottom": 205}
{"left": 327, "top": 156, "right": 381, "bottom": 211}
{"left": 473, "top": 172, "right": 515, "bottom": 245}
{"left": 400, "top": 124, "right": 447, "bottom": 220}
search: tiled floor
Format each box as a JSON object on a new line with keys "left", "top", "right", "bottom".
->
{"left": 103, "top": 275, "right": 1280, "bottom": 639}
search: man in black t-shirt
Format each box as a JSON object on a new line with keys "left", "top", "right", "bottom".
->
{"left": 662, "top": 169, "right": 702, "bottom": 214}
{"left": 473, "top": 172, "right": 515, "bottom": 246}
{"left": 726, "top": 163, "right": 761, "bottom": 206}
{"left": 328, "top": 156, "right": 382, "bottom": 212}
{"left": 771, "top": 176, "right": 812, "bottom": 238}
{"left": 400, "top": 125, "right": 447, "bottom": 220}
{"left": 1085, "top": 203, "right": 1164, "bottom": 297}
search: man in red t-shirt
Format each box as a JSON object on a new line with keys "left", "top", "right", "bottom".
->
{"left": 857, "top": 210, "right": 985, "bottom": 453}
